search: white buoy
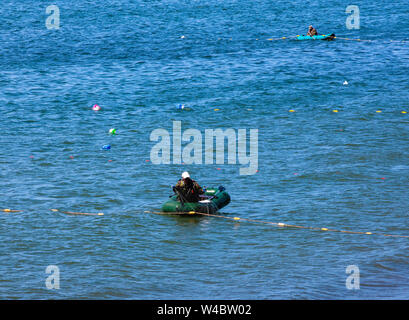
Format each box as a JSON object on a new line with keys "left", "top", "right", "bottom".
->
{"left": 343, "top": 81, "right": 348, "bottom": 85}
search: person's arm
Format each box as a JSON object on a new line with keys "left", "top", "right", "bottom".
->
{"left": 195, "top": 182, "right": 204, "bottom": 195}
{"left": 174, "top": 180, "right": 183, "bottom": 192}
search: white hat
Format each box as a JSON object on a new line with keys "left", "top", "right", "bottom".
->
{"left": 181, "top": 171, "right": 190, "bottom": 179}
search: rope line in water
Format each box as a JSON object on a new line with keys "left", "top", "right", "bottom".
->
{"left": 3, "top": 208, "right": 408, "bottom": 238}
{"left": 2, "top": 208, "right": 104, "bottom": 216}
{"left": 146, "top": 210, "right": 409, "bottom": 239}
{"left": 188, "top": 35, "right": 408, "bottom": 43}
{"left": 50, "top": 209, "right": 104, "bottom": 216}
{"left": 334, "top": 37, "right": 408, "bottom": 43}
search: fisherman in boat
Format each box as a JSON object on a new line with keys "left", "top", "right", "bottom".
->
{"left": 173, "top": 172, "right": 204, "bottom": 203}
{"left": 307, "top": 25, "right": 318, "bottom": 36}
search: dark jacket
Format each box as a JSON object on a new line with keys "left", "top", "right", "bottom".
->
{"left": 174, "top": 178, "right": 204, "bottom": 203}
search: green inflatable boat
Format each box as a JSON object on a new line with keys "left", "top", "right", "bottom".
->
{"left": 296, "top": 33, "right": 335, "bottom": 41}
{"left": 161, "top": 186, "right": 231, "bottom": 215}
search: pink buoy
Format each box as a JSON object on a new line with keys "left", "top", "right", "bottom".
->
{"left": 92, "top": 104, "right": 101, "bottom": 111}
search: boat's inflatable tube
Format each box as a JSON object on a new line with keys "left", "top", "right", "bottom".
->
{"left": 296, "top": 33, "right": 335, "bottom": 41}
{"left": 161, "top": 186, "right": 231, "bottom": 214}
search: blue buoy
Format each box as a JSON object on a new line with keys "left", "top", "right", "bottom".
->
{"left": 177, "top": 104, "right": 192, "bottom": 111}
{"left": 102, "top": 144, "right": 111, "bottom": 150}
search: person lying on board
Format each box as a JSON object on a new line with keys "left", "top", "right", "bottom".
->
{"left": 307, "top": 25, "right": 318, "bottom": 36}
{"left": 173, "top": 171, "right": 204, "bottom": 203}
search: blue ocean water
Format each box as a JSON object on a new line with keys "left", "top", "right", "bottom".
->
{"left": 1, "top": 0, "right": 409, "bottom": 299}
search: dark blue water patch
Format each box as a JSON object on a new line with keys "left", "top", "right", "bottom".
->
{"left": 1, "top": 0, "right": 409, "bottom": 299}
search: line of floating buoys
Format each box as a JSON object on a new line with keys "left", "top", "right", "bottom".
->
{"left": 90, "top": 104, "right": 119, "bottom": 151}
{"left": 285, "top": 109, "right": 407, "bottom": 114}
{"left": 174, "top": 103, "right": 406, "bottom": 115}
{"left": 146, "top": 210, "right": 409, "bottom": 239}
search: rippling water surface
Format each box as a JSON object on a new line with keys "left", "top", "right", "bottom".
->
{"left": 1, "top": 0, "right": 409, "bottom": 299}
